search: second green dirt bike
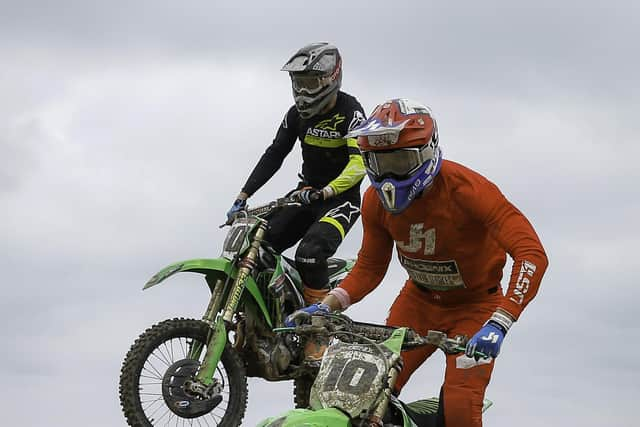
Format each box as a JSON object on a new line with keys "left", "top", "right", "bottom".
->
{"left": 258, "top": 313, "right": 493, "bottom": 427}
{"left": 118, "top": 196, "right": 355, "bottom": 426}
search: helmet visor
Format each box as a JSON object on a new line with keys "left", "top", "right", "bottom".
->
{"left": 363, "top": 146, "right": 433, "bottom": 180}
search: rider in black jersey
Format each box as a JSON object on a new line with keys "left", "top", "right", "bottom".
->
{"left": 227, "top": 42, "right": 366, "bottom": 304}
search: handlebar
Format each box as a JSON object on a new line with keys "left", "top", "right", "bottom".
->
{"left": 274, "top": 313, "right": 488, "bottom": 359}
{"left": 221, "top": 196, "right": 303, "bottom": 227}
{"left": 246, "top": 196, "right": 302, "bottom": 217}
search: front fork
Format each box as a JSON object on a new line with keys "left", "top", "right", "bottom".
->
{"left": 368, "top": 354, "right": 402, "bottom": 426}
{"left": 194, "top": 222, "right": 267, "bottom": 385}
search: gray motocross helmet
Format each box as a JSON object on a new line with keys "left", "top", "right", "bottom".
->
{"left": 281, "top": 42, "right": 342, "bottom": 119}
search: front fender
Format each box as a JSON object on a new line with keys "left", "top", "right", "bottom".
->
{"left": 257, "top": 408, "right": 350, "bottom": 427}
{"left": 143, "top": 258, "right": 272, "bottom": 326}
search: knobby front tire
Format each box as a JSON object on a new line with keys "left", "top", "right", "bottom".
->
{"left": 119, "top": 318, "right": 247, "bottom": 426}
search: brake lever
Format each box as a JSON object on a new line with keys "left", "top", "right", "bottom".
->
{"left": 424, "top": 330, "right": 467, "bottom": 353}
{"left": 424, "top": 330, "right": 489, "bottom": 359}
{"left": 219, "top": 215, "right": 238, "bottom": 228}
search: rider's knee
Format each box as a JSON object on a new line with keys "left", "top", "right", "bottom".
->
{"left": 295, "top": 241, "right": 328, "bottom": 289}
{"left": 295, "top": 239, "right": 322, "bottom": 265}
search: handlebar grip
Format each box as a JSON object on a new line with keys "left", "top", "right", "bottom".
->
{"left": 452, "top": 345, "right": 490, "bottom": 360}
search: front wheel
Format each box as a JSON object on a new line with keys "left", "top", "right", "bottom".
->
{"left": 119, "top": 318, "right": 247, "bottom": 426}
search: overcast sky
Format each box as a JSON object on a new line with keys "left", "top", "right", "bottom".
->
{"left": 1, "top": 1, "right": 638, "bottom": 426}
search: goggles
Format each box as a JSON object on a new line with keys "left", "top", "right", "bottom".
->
{"left": 363, "top": 145, "right": 435, "bottom": 180}
{"left": 291, "top": 74, "right": 331, "bottom": 95}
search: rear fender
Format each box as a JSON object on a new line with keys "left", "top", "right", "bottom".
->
{"left": 143, "top": 258, "right": 272, "bottom": 326}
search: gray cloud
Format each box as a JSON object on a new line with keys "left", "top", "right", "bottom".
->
{"left": 2, "top": 2, "right": 638, "bottom": 99}
{"left": 1, "top": 1, "right": 638, "bottom": 426}
{"left": 0, "top": 120, "right": 43, "bottom": 192}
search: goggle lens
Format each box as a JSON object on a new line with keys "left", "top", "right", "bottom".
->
{"left": 364, "top": 146, "right": 432, "bottom": 180}
{"left": 291, "top": 75, "right": 328, "bottom": 94}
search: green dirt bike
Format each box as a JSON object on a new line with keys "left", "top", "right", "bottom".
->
{"left": 118, "top": 196, "right": 355, "bottom": 426}
{"left": 258, "top": 313, "right": 493, "bottom": 427}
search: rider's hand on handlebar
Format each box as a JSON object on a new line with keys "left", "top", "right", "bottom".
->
{"left": 226, "top": 197, "right": 247, "bottom": 223}
{"left": 285, "top": 303, "right": 331, "bottom": 327}
{"left": 291, "top": 187, "right": 323, "bottom": 205}
{"left": 465, "top": 321, "right": 506, "bottom": 359}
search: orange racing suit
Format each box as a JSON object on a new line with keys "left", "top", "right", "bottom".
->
{"left": 333, "top": 160, "right": 548, "bottom": 427}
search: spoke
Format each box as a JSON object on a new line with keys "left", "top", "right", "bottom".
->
{"left": 140, "top": 382, "right": 162, "bottom": 386}
{"left": 188, "top": 340, "right": 204, "bottom": 360}
{"left": 138, "top": 392, "right": 162, "bottom": 397}
{"left": 141, "top": 399, "right": 163, "bottom": 407}
{"left": 149, "top": 402, "right": 172, "bottom": 423}
{"left": 140, "top": 392, "right": 164, "bottom": 397}
{"left": 162, "top": 340, "right": 176, "bottom": 364}
{"left": 140, "top": 396, "right": 162, "bottom": 413}
{"left": 165, "top": 411, "right": 176, "bottom": 427}
{"left": 143, "top": 359, "right": 165, "bottom": 379}
{"left": 153, "top": 344, "right": 173, "bottom": 367}
{"left": 207, "top": 411, "right": 221, "bottom": 425}
{"left": 140, "top": 373, "right": 164, "bottom": 381}
{"left": 141, "top": 366, "right": 163, "bottom": 381}
{"left": 158, "top": 344, "right": 174, "bottom": 367}
{"left": 181, "top": 337, "right": 188, "bottom": 358}
{"left": 214, "top": 405, "right": 227, "bottom": 415}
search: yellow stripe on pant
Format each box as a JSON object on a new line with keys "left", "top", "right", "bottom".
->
{"left": 319, "top": 216, "right": 345, "bottom": 240}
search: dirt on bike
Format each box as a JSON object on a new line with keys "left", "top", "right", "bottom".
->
{"left": 257, "top": 313, "right": 493, "bottom": 427}
{"left": 118, "top": 196, "right": 355, "bottom": 426}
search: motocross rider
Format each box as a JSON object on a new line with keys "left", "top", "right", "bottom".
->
{"left": 288, "top": 98, "right": 548, "bottom": 427}
{"left": 227, "top": 42, "right": 367, "bottom": 306}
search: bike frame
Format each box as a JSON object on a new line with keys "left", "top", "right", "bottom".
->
{"left": 143, "top": 196, "right": 355, "bottom": 388}
{"left": 142, "top": 228, "right": 352, "bottom": 386}
{"left": 122, "top": 195, "right": 357, "bottom": 426}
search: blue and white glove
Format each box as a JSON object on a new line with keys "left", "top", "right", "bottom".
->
{"left": 285, "top": 303, "right": 331, "bottom": 327}
{"left": 292, "top": 187, "right": 323, "bottom": 205}
{"left": 226, "top": 198, "right": 247, "bottom": 222}
{"left": 465, "top": 321, "right": 506, "bottom": 359}
{"left": 466, "top": 311, "right": 513, "bottom": 359}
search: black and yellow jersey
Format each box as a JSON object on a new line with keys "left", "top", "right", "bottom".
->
{"left": 242, "top": 91, "right": 366, "bottom": 199}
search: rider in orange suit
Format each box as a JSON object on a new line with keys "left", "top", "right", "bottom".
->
{"left": 310, "top": 98, "right": 548, "bottom": 427}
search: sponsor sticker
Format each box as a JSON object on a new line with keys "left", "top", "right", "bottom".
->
{"left": 399, "top": 254, "right": 466, "bottom": 291}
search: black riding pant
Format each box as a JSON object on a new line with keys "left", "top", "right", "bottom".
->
{"left": 264, "top": 191, "right": 361, "bottom": 289}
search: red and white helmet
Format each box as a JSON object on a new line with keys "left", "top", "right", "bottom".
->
{"left": 348, "top": 99, "right": 442, "bottom": 213}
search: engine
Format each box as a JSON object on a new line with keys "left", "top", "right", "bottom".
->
{"left": 234, "top": 311, "right": 300, "bottom": 381}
